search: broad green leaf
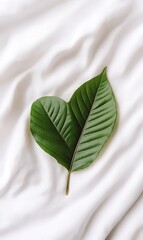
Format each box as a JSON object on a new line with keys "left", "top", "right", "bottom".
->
{"left": 30, "top": 67, "right": 118, "bottom": 195}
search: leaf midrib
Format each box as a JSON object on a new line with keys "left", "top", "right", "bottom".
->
{"left": 69, "top": 70, "right": 105, "bottom": 172}
{"left": 39, "top": 101, "right": 73, "bottom": 154}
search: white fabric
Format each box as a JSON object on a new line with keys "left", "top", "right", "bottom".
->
{"left": 0, "top": 0, "right": 143, "bottom": 239}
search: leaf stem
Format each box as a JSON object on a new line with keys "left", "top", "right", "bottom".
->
{"left": 65, "top": 171, "right": 71, "bottom": 195}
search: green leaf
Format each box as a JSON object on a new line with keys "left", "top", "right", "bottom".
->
{"left": 30, "top": 67, "right": 118, "bottom": 195}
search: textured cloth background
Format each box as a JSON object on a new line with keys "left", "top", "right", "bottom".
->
{"left": 0, "top": 0, "right": 143, "bottom": 239}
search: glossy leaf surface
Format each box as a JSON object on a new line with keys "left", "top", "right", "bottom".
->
{"left": 30, "top": 68, "right": 118, "bottom": 194}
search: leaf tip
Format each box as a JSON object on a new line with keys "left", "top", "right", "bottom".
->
{"left": 103, "top": 66, "right": 108, "bottom": 73}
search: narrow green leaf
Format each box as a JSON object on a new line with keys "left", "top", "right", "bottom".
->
{"left": 30, "top": 67, "right": 118, "bottom": 195}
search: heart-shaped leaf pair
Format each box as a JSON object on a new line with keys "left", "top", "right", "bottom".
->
{"left": 30, "top": 68, "right": 117, "bottom": 195}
